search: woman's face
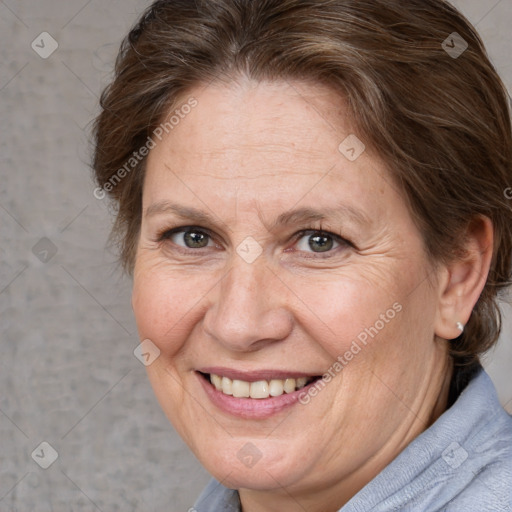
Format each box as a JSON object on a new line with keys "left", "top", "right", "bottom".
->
{"left": 132, "top": 80, "right": 450, "bottom": 503}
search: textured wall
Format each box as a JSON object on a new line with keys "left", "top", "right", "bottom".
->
{"left": 0, "top": 1, "right": 510, "bottom": 510}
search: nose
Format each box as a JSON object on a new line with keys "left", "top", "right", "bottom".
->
{"left": 202, "top": 256, "right": 294, "bottom": 352}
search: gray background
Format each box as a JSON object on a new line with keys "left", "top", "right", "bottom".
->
{"left": 0, "top": 1, "right": 511, "bottom": 510}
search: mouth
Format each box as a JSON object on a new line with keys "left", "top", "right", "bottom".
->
{"left": 199, "top": 371, "right": 319, "bottom": 399}
{"left": 196, "top": 369, "right": 323, "bottom": 418}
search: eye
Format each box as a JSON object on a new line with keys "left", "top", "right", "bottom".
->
{"left": 157, "top": 226, "right": 351, "bottom": 258}
{"left": 295, "top": 230, "right": 346, "bottom": 255}
{"left": 160, "top": 227, "right": 214, "bottom": 249}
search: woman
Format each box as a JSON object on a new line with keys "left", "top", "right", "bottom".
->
{"left": 92, "top": 0, "right": 512, "bottom": 510}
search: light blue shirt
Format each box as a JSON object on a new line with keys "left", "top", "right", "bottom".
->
{"left": 193, "top": 368, "right": 512, "bottom": 511}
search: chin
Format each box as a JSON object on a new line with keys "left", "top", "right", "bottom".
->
{"left": 194, "top": 434, "right": 311, "bottom": 491}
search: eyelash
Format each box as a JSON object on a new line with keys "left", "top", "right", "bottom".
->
{"left": 156, "top": 224, "right": 353, "bottom": 259}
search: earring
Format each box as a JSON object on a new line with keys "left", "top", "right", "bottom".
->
{"left": 456, "top": 322, "right": 464, "bottom": 333}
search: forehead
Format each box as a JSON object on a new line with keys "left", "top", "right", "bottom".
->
{"left": 155, "top": 79, "right": 355, "bottom": 170}
{"left": 143, "top": 79, "right": 400, "bottom": 224}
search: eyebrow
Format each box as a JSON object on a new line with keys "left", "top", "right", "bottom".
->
{"left": 268, "top": 205, "right": 369, "bottom": 231}
{"left": 145, "top": 202, "right": 216, "bottom": 225}
{"left": 144, "top": 201, "right": 370, "bottom": 230}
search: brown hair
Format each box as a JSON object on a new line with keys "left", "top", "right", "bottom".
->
{"left": 93, "top": 0, "right": 512, "bottom": 371}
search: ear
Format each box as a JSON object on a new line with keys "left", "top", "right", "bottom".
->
{"left": 434, "top": 216, "right": 494, "bottom": 340}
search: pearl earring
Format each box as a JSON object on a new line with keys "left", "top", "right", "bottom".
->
{"left": 456, "top": 322, "right": 464, "bottom": 333}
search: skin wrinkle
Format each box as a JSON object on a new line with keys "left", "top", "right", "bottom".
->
{"left": 87, "top": 1, "right": 511, "bottom": 506}
{"left": 174, "top": 171, "right": 323, "bottom": 180}
{"left": 131, "top": 79, "right": 490, "bottom": 512}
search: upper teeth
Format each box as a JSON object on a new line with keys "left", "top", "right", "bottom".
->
{"left": 210, "top": 374, "right": 310, "bottom": 399}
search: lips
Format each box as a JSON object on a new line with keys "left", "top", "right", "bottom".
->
{"left": 197, "top": 368, "right": 321, "bottom": 400}
{"left": 197, "top": 369, "right": 322, "bottom": 419}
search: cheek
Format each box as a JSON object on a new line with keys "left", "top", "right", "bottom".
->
{"left": 294, "top": 261, "right": 431, "bottom": 374}
{"left": 132, "top": 247, "right": 430, "bottom": 367}
{"left": 132, "top": 265, "right": 200, "bottom": 352}
{"left": 289, "top": 269, "right": 402, "bottom": 357}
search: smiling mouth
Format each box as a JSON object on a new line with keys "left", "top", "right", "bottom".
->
{"left": 199, "top": 372, "right": 321, "bottom": 399}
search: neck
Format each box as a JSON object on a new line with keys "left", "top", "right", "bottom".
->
{"left": 429, "top": 355, "right": 453, "bottom": 426}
